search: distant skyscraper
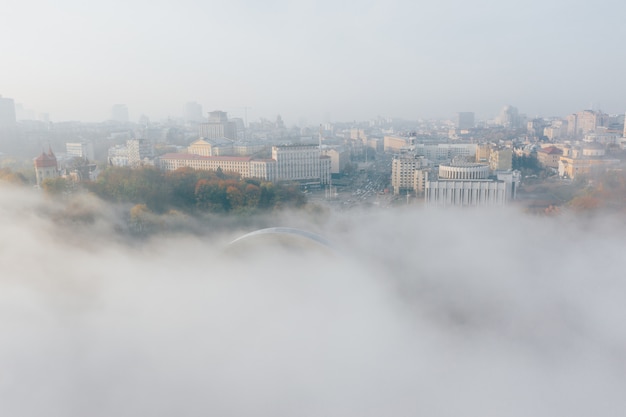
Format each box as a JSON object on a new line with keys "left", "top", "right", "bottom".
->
{"left": 110, "top": 104, "right": 129, "bottom": 123}
{"left": 184, "top": 102, "right": 203, "bottom": 123}
{"left": 566, "top": 110, "right": 609, "bottom": 138}
{"left": 0, "top": 95, "right": 17, "bottom": 128}
{"left": 199, "top": 110, "right": 237, "bottom": 140}
{"left": 456, "top": 112, "right": 475, "bottom": 129}
{"left": 496, "top": 105, "right": 521, "bottom": 129}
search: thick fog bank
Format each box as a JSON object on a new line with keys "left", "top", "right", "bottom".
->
{"left": 1, "top": 187, "right": 625, "bottom": 416}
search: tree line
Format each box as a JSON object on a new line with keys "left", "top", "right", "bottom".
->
{"left": 84, "top": 166, "right": 306, "bottom": 214}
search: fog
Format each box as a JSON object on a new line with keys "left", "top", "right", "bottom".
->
{"left": 1, "top": 184, "right": 625, "bottom": 416}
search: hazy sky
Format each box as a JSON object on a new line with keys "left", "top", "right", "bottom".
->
{"left": 2, "top": 0, "right": 626, "bottom": 123}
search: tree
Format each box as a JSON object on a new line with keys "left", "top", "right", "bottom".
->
{"left": 42, "top": 177, "right": 70, "bottom": 196}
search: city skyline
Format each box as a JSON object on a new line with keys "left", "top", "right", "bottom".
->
{"left": 2, "top": 0, "right": 626, "bottom": 124}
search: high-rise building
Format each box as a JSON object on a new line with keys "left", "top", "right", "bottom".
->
{"left": 110, "top": 104, "right": 129, "bottom": 123}
{"left": 66, "top": 142, "right": 95, "bottom": 161}
{"left": 566, "top": 110, "right": 608, "bottom": 138}
{"left": 496, "top": 105, "right": 521, "bottom": 129}
{"left": 184, "top": 102, "right": 203, "bottom": 123}
{"left": 199, "top": 110, "right": 237, "bottom": 140}
{"left": 0, "top": 95, "right": 17, "bottom": 128}
{"left": 456, "top": 112, "right": 475, "bottom": 129}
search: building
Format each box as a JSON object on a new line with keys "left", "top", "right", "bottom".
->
{"left": 159, "top": 154, "right": 253, "bottom": 178}
{"left": 391, "top": 152, "right": 428, "bottom": 194}
{"left": 34, "top": 147, "right": 59, "bottom": 187}
{"left": 558, "top": 143, "right": 620, "bottom": 179}
{"left": 272, "top": 144, "right": 330, "bottom": 185}
{"left": 158, "top": 144, "right": 330, "bottom": 185}
{"left": 413, "top": 143, "right": 477, "bottom": 163}
{"left": 383, "top": 135, "right": 414, "bottom": 153}
{"left": 496, "top": 105, "right": 521, "bottom": 129}
{"left": 536, "top": 146, "right": 563, "bottom": 169}
{"left": 438, "top": 163, "right": 490, "bottom": 180}
{"left": 456, "top": 112, "right": 475, "bottom": 129}
{"left": 425, "top": 180, "right": 508, "bottom": 207}
{"left": 489, "top": 148, "right": 513, "bottom": 171}
{"left": 544, "top": 120, "right": 567, "bottom": 141}
{"left": 0, "top": 95, "right": 16, "bottom": 128}
{"left": 184, "top": 102, "right": 203, "bottom": 123}
{"left": 107, "top": 139, "right": 153, "bottom": 167}
{"left": 566, "top": 110, "right": 609, "bottom": 138}
{"left": 66, "top": 142, "right": 95, "bottom": 161}
{"left": 188, "top": 138, "right": 233, "bottom": 156}
{"left": 199, "top": 111, "right": 238, "bottom": 140}
{"left": 321, "top": 147, "right": 349, "bottom": 175}
{"left": 424, "top": 163, "right": 519, "bottom": 208}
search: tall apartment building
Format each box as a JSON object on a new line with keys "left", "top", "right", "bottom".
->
{"left": 566, "top": 110, "right": 608, "bottom": 138}
{"left": 496, "top": 105, "right": 521, "bottom": 129}
{"left": 391, "top": 152, "right": 428, "bottom": 194}
{"left": 0, "top": 95, "right": 16, "bottom": 128}
{"left": 184, "top": 102, "right": 203, "bottom": 123}
{"left": 66, "top": 142, "right": 95, "bottom": 161}
{"left": 456, "top": 112, "right": 475, "bottom": 129}
{"left": 107, "top": 139, "right": 153, "bottom": 167}
{"left": 199, "top": 111, "right": 238, "bottom": 140}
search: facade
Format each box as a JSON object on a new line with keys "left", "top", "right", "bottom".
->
{"left": 184, "top": 102, "right": 203, "bottom": 123}
{"left": 425, "top": 180, "right": 508, "bottom": 207}
{"left": 438, "top": 163, "right": 490, "bottom": 180}
{"left": 199, "top": 111, "right": 238, "bottom": 140}
{"left": 187, "top": 137, "right": 234, "bottom": 156}
{"left": 321, "top": 147, "right": 349, "bottom": 175}
{"left": 456, "top": 112, "right": 475, "bottom": 129}
{"left": 566, "top": 110, "right": 609, "bottom": 138}
{"left": 496, "top": 105, "right": 521, "bottom": 129}
{"left": 536, "top": 146, "right": 563, "bottom": 169}
{"left": 107, "top": 139, "right": 153, "bottom": 167}
{"left": 392, "top": 152, "right": 428, "bottom": 194}
{"left": 383, "top": 135, "right": 414, "bottom": 153}
{"left": 159, "top": 154, "right": 253, "bottom": 178}
{"left": 158, "top": 144, "right": 330, "bottom": 185}
{"left": 34, "top": 148, "right": 59, "bottom": 187}
{"left": 558, "top": 144, "right": 619, "bottom": 179}
{"left": 489, "top": 148, "right": 513, "bottom": 171}
{"left": 544, "top": 121, "right": 567, "bottom": 141}
{"left": 413, "top": 143, "right": 477, "bottom": 163}
{"left": 272, "top": 144, "right": 330, "bottom": 185}
{"left": 0, "top": 95, "right": 16, "bottom": 128}
{"left": 66, "top": 142, "right": 95, "bottom": 161}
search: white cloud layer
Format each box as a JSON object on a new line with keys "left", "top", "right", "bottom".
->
{"left": 1, "top": 185, "right": 625, "bottom": 416}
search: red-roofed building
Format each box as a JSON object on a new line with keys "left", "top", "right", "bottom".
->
{"left": 34, "top": 147, "right": 59, "bottom": 187}
{"left": 537, "top": 146, "right": 563, "bottom": 169}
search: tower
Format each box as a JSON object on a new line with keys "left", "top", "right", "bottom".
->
{"left": 34, "top": 147, "right": 59, "bottom": 187}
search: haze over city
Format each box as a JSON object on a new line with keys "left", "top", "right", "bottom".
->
{"left": 3, "top": 0, "right": 626, "bottom": 415}
{"left": 3, "top": 0, "right": 626, "bottom": 123}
